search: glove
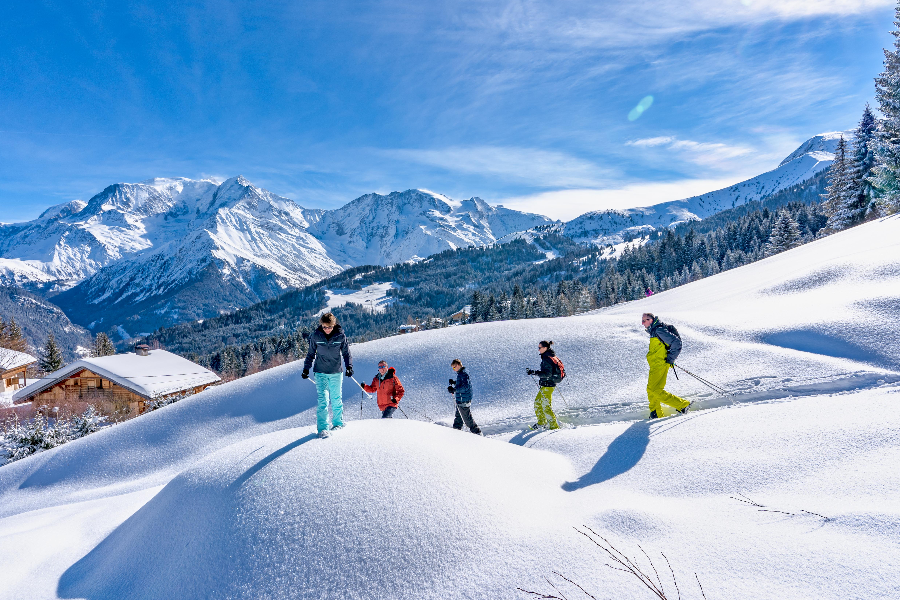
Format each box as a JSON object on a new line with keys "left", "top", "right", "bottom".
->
{"left": 359, "top": 382, "right": 366, "bottom": 389}
{"left": 449, "top": 378, "right": 455, "bottom": 386}
{"left": 447, "top": 385, "right": 455, "bottom": 394}
{"left": 526, "top": 369, "right": 536, "bottom": 375}
{"left": 302, "top": 370, "right": 309, "bottom": 379}
{"left": 345, "top": 366, "right": 353, "bottom": 377}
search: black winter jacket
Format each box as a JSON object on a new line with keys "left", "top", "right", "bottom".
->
{"left": 303, "top": 324, "right": 352, "bottom": 374}
{"left": 646, "top": 318, "right": 682, "bottom": 364}
{"left": 453, "top": 367, "right": 473, "bottom": 405}
{"left": 534, "top": 349, "right": 559, "bottom": 388}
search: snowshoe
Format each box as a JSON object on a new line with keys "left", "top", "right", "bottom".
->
{"left": 677, "top": 402, "right": 694, "bottom": 415}
{"left": 331, "top": 424, "right": 345, "bottom": 431}
{"left": 318, "top": 430, "right": 331, "bottom": 439}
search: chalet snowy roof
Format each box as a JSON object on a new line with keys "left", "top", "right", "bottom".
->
{"left": 0, "top": 347, "right": 37, "bottom": 373}
{"left": 12, "top": 349, "right": 220, "bottom": 404}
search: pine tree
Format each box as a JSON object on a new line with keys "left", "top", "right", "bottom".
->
{"left": 847, "top": 104, "right": 878, "bottom": 223}
{"left": 469, "top": 291, "right": 482, "bottom": 324}
{"left": 872, "top": 3, "right": 900, "bottom": 215}
{"left": 3, "top": 318, "right": 27, "bottom": 352}
{"left": 765, "top": 211, "right": 802, "bottom": 255}
{"left": 39, "top": 334, "right": 64, "bottom": 373}
{"left": 510, "top": 285, "right": 525, "bottom": 320}
{"left": 823, "top": 137, "right": 854, "bottom": 231}
{"left": 91, "top": 332, "right": 116, "bottom": 357}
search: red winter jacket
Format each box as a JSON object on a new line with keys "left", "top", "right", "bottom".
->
{"left": 362, "top": 367, "right": 405, "bottom": 410}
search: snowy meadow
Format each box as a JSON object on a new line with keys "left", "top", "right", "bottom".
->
{"left": 0, "top": 216, "right": 898, "bottom": 599}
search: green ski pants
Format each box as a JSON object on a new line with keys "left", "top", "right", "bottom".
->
{"left": 534, "top": 386, "right": 559, "bottom": 429}
{"left": 647, "top": 365, "right": 690, "bottom": 416}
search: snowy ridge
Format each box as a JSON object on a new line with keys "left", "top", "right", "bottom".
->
{"left": 308, "top": 189, "right": 554, "bottom": 266}
{"left": 0, "top": 215, "right": 898, "bottom": 598}
{"left": 565, "top": 130, "right": 853, "bottom": 245}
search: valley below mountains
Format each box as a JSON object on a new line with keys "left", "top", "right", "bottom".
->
{"left": 0, "top": 131, "right": 847, "bottom": 340}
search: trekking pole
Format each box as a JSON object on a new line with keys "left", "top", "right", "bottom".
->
{"left": 530, "top": 373, "right": 569, "bottom": 409}
{"left": 349, "top": 375, "right": 373, "bottom": 418}
{"left": 673, "top": 364, "right": 736, "bottom": 404}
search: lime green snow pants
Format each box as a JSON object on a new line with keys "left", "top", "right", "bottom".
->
{"left": 647, "top": 365, "right": 690, "bottom": 416}
{"left": 534, "top": 386, "right": 559, "bottom": 429}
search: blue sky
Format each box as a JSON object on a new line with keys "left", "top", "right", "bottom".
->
{"left": 0, "top": 0, "right": 894, "bottom": 221}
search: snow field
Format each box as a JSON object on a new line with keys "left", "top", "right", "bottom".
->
{"left": 0, "top": 216, "right": 898, "bottom": 598}
{"left": 55, "top": 421, "right": 582, "bottom": 600}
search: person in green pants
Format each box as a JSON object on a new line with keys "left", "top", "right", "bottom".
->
{"left": 526, "top": 340, "right": 561, "bottom": 429}
{"left": 642, "top": 313, "right": 691, "bottom": 419}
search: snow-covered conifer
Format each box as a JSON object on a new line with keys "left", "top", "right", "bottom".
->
{"left": 847, "top": 105, "right": 877, "bottom": 222}
{"left": 1, "top": 318, "right": 27, "bottom": 352}
{"left": 766, "top": 211, "right": 802, "bottom": 255}
{"left": 39, "top": 334, "right": 64, "bottom": 373}
{"left": 91, "top": 332, "right": 116, "bottom": 357}
{"left": 823, "top": 137, "right": 855, "bottom": 231}
{"left": 469, "top": 291, "right": 482, "bottom": 324}
{"left": 872, "top": 3, "right": 900, "bottom": 214}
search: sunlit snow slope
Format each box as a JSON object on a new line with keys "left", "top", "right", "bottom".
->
{"left": 0, "top": 216, "right": 898, "bottom": 600}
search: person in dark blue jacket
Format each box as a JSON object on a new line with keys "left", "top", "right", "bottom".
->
{"left": 447, "top": 359, "right": 481, "bottom": 434}
{"left": 302, "top": 312, "right": 353, "bottom": 437}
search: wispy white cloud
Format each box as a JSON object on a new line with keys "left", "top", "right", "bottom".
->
{"left": 626, "top": 136, "right": 755, "bottom": 170}
{"left": 383, "top": 146, "right": 616, "bottom": 188}
{"left": 495, "top": 176, "right": 754, "bottom": 221}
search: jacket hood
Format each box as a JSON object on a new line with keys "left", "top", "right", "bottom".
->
{"left": 378, "top": 366, "right": 396, "bottom": 380}
{"left": 542, "top": 348, "right": 556, "bottom": 358}
{"left": 318, "top": 323, "right": 343, "bottom": 338}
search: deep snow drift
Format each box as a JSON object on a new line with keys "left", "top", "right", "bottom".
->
{"left": 0, "top": 217, "right": 898, "bottom": 599}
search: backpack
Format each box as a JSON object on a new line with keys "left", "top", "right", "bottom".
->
{"left": 663, "top": 323, "right": 680, "bottom": 343}
{"left": 658, "top": 323, "right": 682, "bottom": 362}
{"left": 549, "top": 356, "right": 566, "bottom": 383}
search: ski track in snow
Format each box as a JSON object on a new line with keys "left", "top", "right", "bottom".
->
{"left": 1, "top": 216, "right": 899, "bottom": 599}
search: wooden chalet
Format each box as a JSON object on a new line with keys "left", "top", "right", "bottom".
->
{"left": 0, "top": 348, "right": 37, "bottom": 393}
{"left": 13, "top": 346, "right": 220, "bottom": 415}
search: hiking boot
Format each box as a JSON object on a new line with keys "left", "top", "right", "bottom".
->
{"left": 649, "top": 410, "right": 659, "bottom": 420}
{"left": 330, "top": 424, "right": 345, "bottom": 431}
{"left": 677, "top": 402, "right": 694, "bottom": 415}
{"left": 318, "top": 430, "right": 331, "bottom": 439}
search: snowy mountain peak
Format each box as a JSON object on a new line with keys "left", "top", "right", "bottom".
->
{"left": 38, "top": 199, "right": 87, "bottom": 221}
{"left": 778, "top": 130, "right": 852, "bottom": 167}
{"left": 565, "top": 130, "right": 855, "bottom": 245}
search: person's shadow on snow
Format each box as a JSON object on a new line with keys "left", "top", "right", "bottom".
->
{"left": 561, "top": 420, "right": 650, "bottom": 491}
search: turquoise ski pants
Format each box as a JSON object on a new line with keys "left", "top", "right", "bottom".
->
{"left": 314, "top": 372, "right": 344, "bottom": 432}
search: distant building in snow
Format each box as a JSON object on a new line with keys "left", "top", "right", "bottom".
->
{"left": 13, "top": 347, "right": 220, "bottom": 415}
{"left": 398, "top": 324, "right": 419, "bottom": 334}
{"left": 0, "top": 348, "right": 37, "bottom": 393}
{"left": 449, "top": 306, "right": 471, "bottom": 324}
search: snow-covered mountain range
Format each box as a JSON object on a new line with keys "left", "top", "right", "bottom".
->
{"left": 0, "top": 131, "right": 847, "bottom": 336}
{"left": 0, "top": 180, "right": 551, "bottom": 335}
{"left": 564, "top": 131, "right": 851, "bottom": 244}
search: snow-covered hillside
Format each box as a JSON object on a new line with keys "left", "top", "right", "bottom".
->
{"left": 0, "top": 287, "right": 90, "bottom": 360}
{"left": 0, "top": 215, "right": 897, "bottom": 599}
{"left": 565, "top": 131, "right": 852, "bottom": 245}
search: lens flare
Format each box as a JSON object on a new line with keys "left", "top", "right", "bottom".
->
{"left": 627, "top": 95, "right": 654, "bottom": 121}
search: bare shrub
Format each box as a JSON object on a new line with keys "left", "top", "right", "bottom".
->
{"left": 518, "top": 526, "right": 708, "bottom": 600}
